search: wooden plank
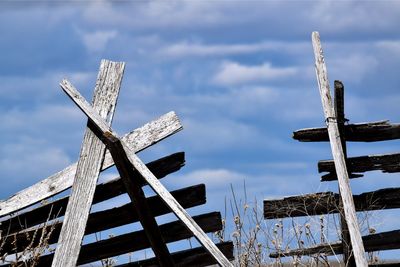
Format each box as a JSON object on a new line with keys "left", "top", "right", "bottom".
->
{"left": 2, "top": 212, "right": 223, "bottom": 267}
{"left": 319, "top": 152, "right": 400, "bottom": 181}
{"left": 114, "top": 242, "right": 234, "bottom": 267}
{"left": 264, "top": 187, "right": 400, "bottom": 219}
{"left": 0, "top": 111, "right": 182, "bottom": 217}
{"left": 51, "top": 60, "right": 125, "bottom": 267}
{"left": 312, "top": 31, "right": 367, "bottom": 266}
{"left": 334, "top": 80, "right": 355, "bottom": 266}
{"left": 1, "top": 184, "right": 206, "bottom": 255}
{"left": 293, "top": 120, "right": 400, "bottom": 142}
{"left": 0, "top": 152, "right": 185, "bottom": 235}
{"left": 60, "top": 79, "right": 233, "bottom": 267}
{"left": 105, "top": 135, "right": 174, "bottom": 266}
{"left": 269, "top": 229, "right": 400, "bottom": 258}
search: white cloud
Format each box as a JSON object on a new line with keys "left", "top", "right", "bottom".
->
{"left": 83, "top": 1, "right": 231, "bottom": 29}
{"left": 327, "top": 53, "right": 378, "bottom": 83}
{"left": 310, "top": 1, "right": 400, "bottom": 33}
{"left": 158, "top": 41, "right": 309, "bottom": 58}
{"left": 81, "top": 30, "right": 118, "bottom": 53}
{"left": 0, "top": 137, "right": 71, "bottom": 195}
{"left": 213, "top": 61, "right": 298, "bottom": 86}
{"left": 170, "top": 168, "right": 246, "bottom": 190}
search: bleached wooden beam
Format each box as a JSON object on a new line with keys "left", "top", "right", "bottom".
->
{"left": 312, "top": 31, "right": 368, "bottom": 267}
{"left": 0, "top": 111, "right": 182, "bottom": 217}
{"left": 51, "top": 60, "right": 125, "bottom": 267}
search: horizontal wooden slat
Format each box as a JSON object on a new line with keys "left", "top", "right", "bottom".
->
{"left": 114, "top": 242, "right": 234, "bottom": 267}
{"left": 293, "top": 120, "right": 400, "bottom": 142}
{"left": 264, "top": 187, "right": 400, "bottom": 219}
{"left": 0, "top": 152, "right": 185, "bottom": 235}
{"left": 269, "top": 229, "right": 400, "bottom": 258}
{"left": 319, "top": 153, "right": 400, "bottom": 181}
{"left": 1, "top": 183, "right": 204, "bottom": 255}
{"left": 1, "top": 212, "right": 222, "bottom": 267}
{"left": 0, "top": 111, "right": 183, "bottom": 217}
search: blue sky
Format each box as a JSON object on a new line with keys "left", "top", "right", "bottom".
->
{"left": 1, "top": 0, "right": 400, "bottom": 262}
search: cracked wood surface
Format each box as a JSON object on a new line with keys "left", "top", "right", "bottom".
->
{"left": 312, "top": 32, "right": 367, "bottom": 267}
{"left": 51, "top": 60, "right": 125, "bottom": 267}
{"left": 0, "top": 111, "right": 182, "bottom": 217}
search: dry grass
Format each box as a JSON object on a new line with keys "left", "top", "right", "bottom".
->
{"left": 214, "top": 182, "right": 382, "bottom": 267}
{"left": 0, "top": 207, "right": 58, "bottom": 267}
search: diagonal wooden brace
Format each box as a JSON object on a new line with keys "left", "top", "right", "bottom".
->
{"left": 61, "top": 79, "right": 233, "bottom": 267}
{"left": 101, "top": 130, "right": 175, "bottom": 266}
{"left": 312, "top": 31, "right": 368, "bottom": 267}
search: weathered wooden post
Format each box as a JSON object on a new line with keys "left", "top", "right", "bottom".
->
{"left": 51, "top": 60, "right": 125, "bottom": 267}
{"left": 312, "top": 31, "right": 368, "bottom": 267}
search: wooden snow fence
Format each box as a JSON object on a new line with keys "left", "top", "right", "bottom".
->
{"left": 264, "top": 32, "right": 400, "bottom": 266}
{"left": 0, "top": 60, "right": 233, "bottom": 267}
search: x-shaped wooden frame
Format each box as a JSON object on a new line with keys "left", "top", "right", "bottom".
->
{"left": 60, "top": 79, "right": 233, "bottom": 267}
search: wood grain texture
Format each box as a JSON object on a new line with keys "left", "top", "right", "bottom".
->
{"left": 51, "top": 60, "right": 125, "bottom": 267}
{"left": 61, "top": 79, "right": 233, "bottom": 267}
{"left": 312, "top": 31, "right": 368, "bottom": 267}
{"left": 293, "top": 120, "right": 400, "bottom": 142}
{"left": 269, "top": 229, "right": 400, "bottom": 258}
{"left": 2, "top": 212, "right": 223, "bottom": 267}
{"left": 0, "top": 111, "right": 182, "bottom": 217}
{"left": 264, "top": 187, "right": 400, "bottom": 219}
{"left": 1, "top": 184, "right": 205, "bottom": 255}
{"left": 105, "top": 135, "right": 174, "bottom": 266}
{"left": 319, "top": 152, "right": 400, "bottom": 181}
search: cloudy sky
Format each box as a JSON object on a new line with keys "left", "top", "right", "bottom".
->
{"left": 1, "top": 0, "right": 400, "bottom": 261}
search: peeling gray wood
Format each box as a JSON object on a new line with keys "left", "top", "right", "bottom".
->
{"left": 60, "top": 80, "right": 233, "bottom": 267}
{"left": 51, "top": 60, "right": 125, "bottom": 267}
{"left": 0, "top": 111, "right": 182, "bottom": 217}
{"left": 312, "top": 31, "right": 368, "bottom": 267}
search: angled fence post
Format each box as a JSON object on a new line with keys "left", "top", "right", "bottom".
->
{"left": 312, "top": 31, "right": 368, "bottom": 267}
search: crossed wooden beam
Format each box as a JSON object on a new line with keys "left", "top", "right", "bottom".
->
{"left": 47, "top": 61, "right": 232, "bottom": 267}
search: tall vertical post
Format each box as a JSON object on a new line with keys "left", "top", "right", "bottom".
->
{"left": 312, "top": 32, "right": 368, "bottom": 267}
{"left": 52, "top": 60, "right": 125, "bottom": 267}
{"left": 334, "top": 80, "right": 356, "bottom": 267}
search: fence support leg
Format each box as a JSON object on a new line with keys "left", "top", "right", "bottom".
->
{"left": 334, "top": 80, "right": 356, "bottom": 267}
